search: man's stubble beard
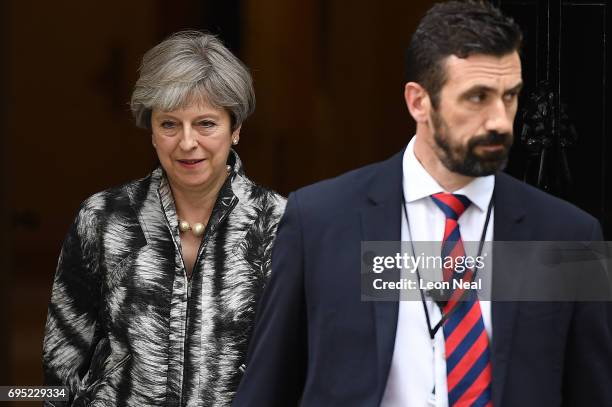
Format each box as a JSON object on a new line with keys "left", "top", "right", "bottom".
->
{"left": 430, "top": 107, "right": 513, "bottom": 177}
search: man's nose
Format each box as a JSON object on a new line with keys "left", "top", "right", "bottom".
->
{"left": 484, "top": 99, "right": 513, "bottom": 135}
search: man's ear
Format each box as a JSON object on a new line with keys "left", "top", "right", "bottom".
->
{"left": 404, "top": 82, "right": 431, "bottom": 124}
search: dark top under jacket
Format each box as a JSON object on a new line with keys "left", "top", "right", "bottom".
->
{"left": 233, "top": 148, "right": 612, "bottom": 407}
{"left": 43, "top": 151, "right": 286, "bottom": 406}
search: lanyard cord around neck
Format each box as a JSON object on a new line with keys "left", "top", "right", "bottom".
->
{"left": 401, "top": 189, "right": 494, "bottom": 340}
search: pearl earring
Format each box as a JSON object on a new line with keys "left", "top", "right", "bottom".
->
{"left": 226, "top": 164, "right": 232, "bottom": 173}
{"left": 232, "top": 138, "right": 239, "bottom": 145}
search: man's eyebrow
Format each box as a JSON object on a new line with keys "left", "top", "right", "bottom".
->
{"left": 505, "top": 82, "right": 524, "bottom": 94}
{"left": 460, "top": 85, "right": 496, "bottom": 96}
{"left": 460, "top": 82, "right": 524, "bottom": 96}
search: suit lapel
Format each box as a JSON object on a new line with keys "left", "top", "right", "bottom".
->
{"left": 360, "top": 150, "right": 404, "bottom": 399}
{"left": 491, "top": 172, "right": 530, "bottom": 407}
{"left": 360, "top": 156, "right": 533, "bottom": 404}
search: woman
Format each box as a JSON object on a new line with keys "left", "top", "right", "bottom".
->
{"left": 42, "top": 31, "right": 286, "bottom": 406}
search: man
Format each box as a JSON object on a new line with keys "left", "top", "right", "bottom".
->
{"left": 233, "top": 1, "right": 612, "bottom": 406}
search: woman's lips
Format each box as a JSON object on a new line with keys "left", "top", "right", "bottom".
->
{"left": 177, "top": 158, "right": 205, "bottom": 168}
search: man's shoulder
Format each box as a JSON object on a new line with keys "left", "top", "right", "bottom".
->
{"left": 292, "top": 151, "right": 402, "bottom": 212}
{"left": 496, "top": 172, "right": 599, "bottom": 230}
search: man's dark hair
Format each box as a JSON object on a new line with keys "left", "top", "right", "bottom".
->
{"left": 405, "top": 0, "right": 522, "bottom": 108}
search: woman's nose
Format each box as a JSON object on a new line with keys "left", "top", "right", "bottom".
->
{"left": 179, "top": 126, "right": 197, "bottom": 150}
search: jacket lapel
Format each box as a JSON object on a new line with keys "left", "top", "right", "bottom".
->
{"left": 491, "top": 172, "right": 530, "bottom": 407}
{"left": 360, "top": 150, "right": 404, "bottom": 399}
{"left": 130, "top": 168, "right": 171, "bottom": 246}
{"left": 359, "top": 154, "right": 534, "bottom": 404}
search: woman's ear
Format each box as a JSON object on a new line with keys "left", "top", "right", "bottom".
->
{"left": 404, "top": 82, "right": 431, "bottom": 124}
{"left": 231, "top": 125, "right": 242, "bottom": 145}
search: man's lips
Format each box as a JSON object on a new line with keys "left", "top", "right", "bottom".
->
{"left": 474, "top": 143, "right": 509, "bottom": 158}
{"left": 476, "top": 144, "right": 505, "bottom": 150}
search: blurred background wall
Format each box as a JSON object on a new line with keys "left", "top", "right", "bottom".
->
{"left": 0, "top": 0, "right": 429, "bottom": 391}
{"left": 0, "top": 0, "right": 609, "bottom": 400}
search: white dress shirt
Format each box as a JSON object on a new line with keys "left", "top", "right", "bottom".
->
{"left": 380, "top": 137, "right": 494, "bottom": 407}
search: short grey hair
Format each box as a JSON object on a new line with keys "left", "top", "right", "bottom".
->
{"left": 130, "top": 31, "right": 255, "bottom": 130}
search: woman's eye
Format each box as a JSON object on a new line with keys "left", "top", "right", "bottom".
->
{"left": 197, "top": 120, "right": 215, "bottom": 128}
{"left": 160, "top": 121, "right": 176, "bottom": 129}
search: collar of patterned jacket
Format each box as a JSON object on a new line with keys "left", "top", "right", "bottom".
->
{"left": 43, "top": 149, "right": 286, "bottom": 406}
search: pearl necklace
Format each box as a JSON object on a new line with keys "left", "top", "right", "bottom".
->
{"left": 176, "top": 164, "right": 233, "bottom": 237}
{"left": 178, "top": 219, "right": 206, "bottom": 237}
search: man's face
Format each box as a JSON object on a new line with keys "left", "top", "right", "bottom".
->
{"left": 429, "top": 52, "right": 523, "bottom": 176}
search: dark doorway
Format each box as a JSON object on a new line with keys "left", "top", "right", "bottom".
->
{"left": 496, "top": 0, "right": 611, "bottom": 237}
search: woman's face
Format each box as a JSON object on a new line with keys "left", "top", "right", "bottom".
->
{"left": 151, "top": 102, "right": 239, "bottom": 193}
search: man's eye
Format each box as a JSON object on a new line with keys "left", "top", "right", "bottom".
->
{"left": 503, "top": 91, "right": 519, "bottom": 102}
{"left": 468, "top": 93, "right": 487, "bottom": 103}
{"left": 161, "top": 121, "right": 176, "bottom": 129}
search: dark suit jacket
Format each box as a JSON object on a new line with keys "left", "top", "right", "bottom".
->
{"left": 233, "top": 150, "right": 612, "bottom": 407}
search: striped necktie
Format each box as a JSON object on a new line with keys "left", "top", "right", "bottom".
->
{"left": 431, "top": 193, "right": 492, "bottom": 407}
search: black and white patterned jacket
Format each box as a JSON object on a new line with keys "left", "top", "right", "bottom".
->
{"left": 43, "top": 151, "right": 286, "bottom": 406}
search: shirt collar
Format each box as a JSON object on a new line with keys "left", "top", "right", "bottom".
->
{"left": 402, "top": 136, "right": 495, "bottom": 212}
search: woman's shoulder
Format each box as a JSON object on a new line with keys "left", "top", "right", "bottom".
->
{"left": 257, "top": 185, "right": 287, "bottom": 210}
{"left": 76, "top": 170, "right": 157, "bottom": 221}
{"left": 237, "top": 175, "right": 286, "bottom": 203}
